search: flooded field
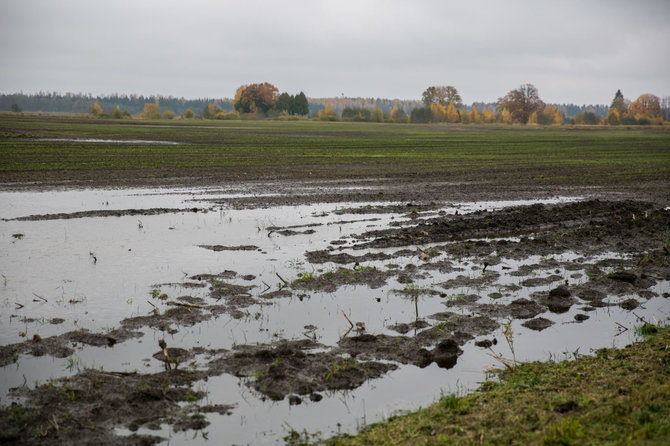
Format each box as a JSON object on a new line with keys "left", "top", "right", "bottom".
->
{"left": 1, "top": 183, "right": 668, "bottom": 444}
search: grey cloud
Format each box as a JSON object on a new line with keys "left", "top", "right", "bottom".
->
{"left": 0, "top": 0, "right": 668, "bottom": 104}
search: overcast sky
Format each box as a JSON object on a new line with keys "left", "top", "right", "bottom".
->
{"left": 1, "top": 0, "right": 668, "bottom": 104}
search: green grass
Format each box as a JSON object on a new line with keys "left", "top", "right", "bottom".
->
{"left": 1, "top": 113, "right": 669, "bottom": 187}
{"left": 326, "top": 326, "right": 670, "bottom": 445}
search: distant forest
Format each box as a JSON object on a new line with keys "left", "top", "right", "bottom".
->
{"left": 1, "top": 92, "right": 613, "bottom": 119}
{"left": 0, "top": 93, "right": 234, "bottom": 117}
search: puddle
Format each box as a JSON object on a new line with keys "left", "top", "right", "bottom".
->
{"left": 37, "top": 138, "right": 182, "bottom": 145}
{"left": 0, "top": 188, "right": 668, "bottom": 444}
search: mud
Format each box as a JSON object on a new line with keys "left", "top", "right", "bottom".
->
{"left": 211, "top": 339, "right": 397, "bottom": 402}
{"left": 0, "top": 327, "right": 141, "bottom": 367}
{"left": 198, "top": 244, "right": 260, "bottom": 252}
{"left": 1, "top": 366, "right": 230, "bottom": 445}
{"left": 291, "top": 267, "right": 392, "bottom": 293}
{"left": 351, "top": 199, "right": 661, "bottom": 251}
{"left": 5, "top": 207, "right": 204, "bottom": 221}
{"left": 2, "top": 190, "right": 669, "bottom": 444}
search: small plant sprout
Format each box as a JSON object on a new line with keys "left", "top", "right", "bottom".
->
{"left": 503, "top": 318, "right": 516, "bottom": 363}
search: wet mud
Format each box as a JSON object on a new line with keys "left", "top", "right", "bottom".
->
{"left": 4, "top": 207, "right": 205, "bottom": 221}
{"left": 2, "top": 194, "right": 669, "bottom": 444}
{"left": 1, "top": 366, "right": 231, "bottom": 445}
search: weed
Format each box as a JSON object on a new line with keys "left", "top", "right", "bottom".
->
{"left": 149, "top": 289, "right": 168, "bottom": 300}
{"left": 184, "top": 392, "right": 198, "bottom": 403}
{"left": 63, "top": 355, "right": 83, "bottom": 372}
{"left": 61, "top": 384, "right": 75, "bottom": 402}
{"left": 434, "top": 322, "right": 448, "bottom": 332}
{"left": 324, "top": 357, "right": 360, "bottom": 381}
{"left": 297, "top": 271, "right": 316, "bottom": 282}
{"left": 503, "top": 319, "right": 516, "bottom": 363}
{"left": 636, "top": 323, "right": 660, "bottom": 336}
{"left": 439, "top": 393, "right": 469, "bottom": 413}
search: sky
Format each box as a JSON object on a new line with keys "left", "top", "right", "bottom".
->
{"left": 1, "top": 0, "right": 669, "bottom": 105}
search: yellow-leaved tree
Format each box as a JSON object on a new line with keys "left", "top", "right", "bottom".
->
{"left": 500, "top": 108, "right": 512, "bottom": 124}
{"left": 142, "top": 103, "right": 161, "bottom": 120}
{"left": 482, "top": 110, "right": 495, "bottom": 123}
{"left": 628, "top": 94, "right": 662, "bottom": 122}
{"left": 430, "top": 103, "right": 447, "bottom": 122}
{"left": 390, "top": 105, "right": 408, "bottom": 123}
{"left": 446, "top": 102, "right": 459, "bottom": 123}
{"left": 89, "top": 100, "right": 104, "bottom": 116}
{"left": 471, "top": 105, "right": 480, "bottom": 123}
{"left": 317, "top": 103, "right": 338, "bottom": 121}
{"left": 554, "top": 109, "right": 563, "bottom": 125}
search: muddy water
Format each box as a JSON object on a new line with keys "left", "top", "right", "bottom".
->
{"left": 0, "top": 187, "right": 667, "bottom": 445}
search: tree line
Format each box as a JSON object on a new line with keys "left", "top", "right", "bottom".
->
{"left": 2, "top": 85, "right": 668, "bottom": 125}
{"left": 0, "top": 92, "right": 234, "bottom": 118}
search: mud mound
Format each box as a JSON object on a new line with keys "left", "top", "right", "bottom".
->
{"left": 354, "top": 200, "right": 657, "bottom": 249}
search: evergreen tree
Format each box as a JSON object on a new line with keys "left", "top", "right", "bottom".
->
{"left": 276, "top": 93, "right": 292, "bottom": 113}
{"left": 610, "top": 89, "right": 626, "bottom": 116}
{"left": 291, "top": 92, "right": 309, "bottom": 116}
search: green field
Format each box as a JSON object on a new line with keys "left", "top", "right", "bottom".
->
{"left": 1, "top": 113, "right": 670, "bottom": 187}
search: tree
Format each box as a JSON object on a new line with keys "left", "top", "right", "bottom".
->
{"left": 291, "top": 92, "right": 309, "bottom": 116}
{"left": 422, "top": 86, "right": 462, "bottom": 108}
{"left": 497, "top": 84, "right": 545, "bottom": 124}
{"left": 142, "top": 103, "right": 161, "bottom": 119}
{"left": 471, "top": 105, "right": 480, "bottom": 123}
{"left": 628, "top": 94, "right": 662, "bottom": 121}
{"left": 605, "top": 108, "right": 620, "bottom": 125}
{"left": 184, "top": 108, "right": 194, "bottom": 119}
{"left": 276, "top": 93, "right": 292, "bottom": 113}
{"left": 162, "top": 110, "right": 176, "bottom": 120}
{"left": 342, "top": 107, "right": 371, "bottom": 121}
{"left": 573, "top": 112, "right": 600, "bottom": 125}
{"left": 554, "top": 109, "right": 563, "bottom": 125}
{"left": 89, "top": 100, "right": 104, "bottom": 116}
{"left": 610, "top": 89, "right": 626, "bottom": 116}
{"left": 446, "top": 102, "right": 459, "bottom": 123}
{"left": 410, "top": 107, "right": 432, "bottom": 123}
{"left": 11, "top": 104, "right": 21, "bottom": 113}
{"left": 370, "top": 107, "right": 384, "bottom": 122}
{"left": 201, "top": 102, "right": 222, "bottom": 119}
{"left": 390, "top": 105, "right": 407, "bottom": 123}
{"left": 317, "top": 103, "right": 338, "bottom": 121}
{"left": 481, "top": 109, "right": 495, "bottom": 123}
{"left": 234, "top": 82, "right": 279, "bottom": 114}
{"left": 539, "top": 105, "right": 556, "bottom": 125}
{"left": 430, "top": 103, "right": 447, "bottom": 122}
{"left": 500, "top": 108, "right": 512, "bottom": 124}
{"left": 528, "top": 111, "right": 538, "bottom": 124}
